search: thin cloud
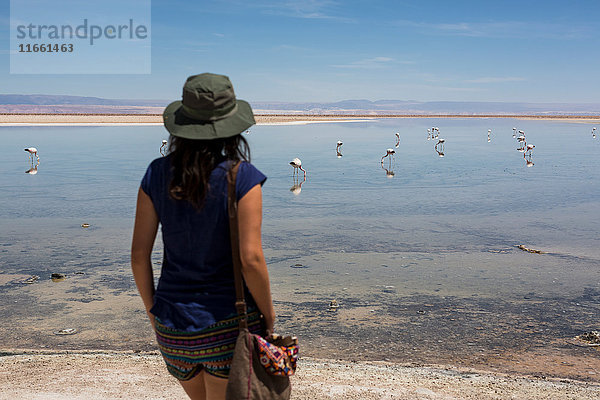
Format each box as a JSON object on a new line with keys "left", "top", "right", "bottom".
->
{"left": 466, "top": 77, "right": 526, "bottom": 83}
{"left": 240, "top": 0, "right": 354, "bottom": 22}
{"left": 332, "top": 57, "right": 413, "bottom": 69}
{"left": 395, "top": 20, "right": 591, "bottom": 40}
{"left": 213, "top": 33, "right": 225, "bottom": 38}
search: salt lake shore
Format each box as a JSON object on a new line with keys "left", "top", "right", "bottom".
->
{"left": 1, "top": 351, "right": 598, "bottom": 400}
{"left": 1, "top": 113, "right": 600, "bottom": 125}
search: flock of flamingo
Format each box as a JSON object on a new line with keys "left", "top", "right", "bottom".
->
{"left": 512, "top": 128, "right": 536, "bottom": 167}
{"left": 21, "top": 124, "right": 598, "bottom": 180}
{"left": 426, "top": 127, "right": 446, "bottom": 157}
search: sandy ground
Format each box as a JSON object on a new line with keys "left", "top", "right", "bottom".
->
{"left": 1, "top": 351, "right": 599, "bottom": 400}
{"left": 1, "top": 113, "right": 599, "bottom": 125}
{"left": 0, "top": 114, "right": 371, "bottom": 125}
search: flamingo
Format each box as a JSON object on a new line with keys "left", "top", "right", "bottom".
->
{"left": 427, "top": 128, "right": 432, "bottom": 140}
{"left": 526, "top": 143, "right": 535, "bottom": 152}
{"left": 24, "top": 147, "right": 39, "bottom": 162}
{"left": 593, "top": 127, "right": 597, "bottom": 139}
{"left": 290, "top": 158, "right": 306, "bottom": 178}
{"left": 512, "top": 127, "right": 517, "bottom": 138}
{"left": 160, "top": 140, "right": 168, "bottom": 156}
{"left": 381, "top": 148, "right": 395, "bottom": 163}
{"left": 395, "top": 132, "right": 400, "bottom": 148}
{"left": 488, "top": 129, "right": 491, "bottom": 142}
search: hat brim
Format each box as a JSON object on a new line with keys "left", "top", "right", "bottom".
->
{"left": 163, "top": 99, "right": 255, "bottom": 140}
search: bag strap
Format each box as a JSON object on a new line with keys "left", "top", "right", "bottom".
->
{"left": 227, "top": 161, "right": 248, "bottom": 330}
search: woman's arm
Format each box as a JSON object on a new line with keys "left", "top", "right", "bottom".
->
{"left": 131, "top": 187, "right": 159, "bottom": 329}
{"left": 237, "top": 184, "right": 276, "bottom": 335}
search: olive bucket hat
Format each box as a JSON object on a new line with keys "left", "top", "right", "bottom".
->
{"left": 163, "top": 73, "right": 255, "bottom": 139}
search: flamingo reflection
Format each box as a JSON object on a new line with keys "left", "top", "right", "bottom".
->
{"left": 290, "top": 175, "right": 306, "bottom": 195}
{"left": 336, "top": 141, "right": 343, "bottom": 157}
{"left": 381, "top": 164, "right": 395, "bottom": 178}
{"left": 435, "top": 138, "right": 445, "bottom": 157}
{"left": 25, "top": 164, "right": 39, "bottom": 175}
{"left": 524, "top": 152, "right": 534, "bottom": 167}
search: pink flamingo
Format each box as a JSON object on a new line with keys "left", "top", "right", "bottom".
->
{"left": 290, "top": 158, "right": 306, "bottom": 178}
{"left": 24, "top": 147, "right": 39, "bottom": 162}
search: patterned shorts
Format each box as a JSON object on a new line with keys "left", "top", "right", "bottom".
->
{"left": 155, "top": 310, "right": 263, "bottom": 380}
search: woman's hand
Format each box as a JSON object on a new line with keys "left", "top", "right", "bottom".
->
{"left": 147, "top": 310, "right": 156, "bottom": 330}
{"left": 131, "top": 187, "right": 159, "bottom": 330}
{"left": 237, "top": 184, "right": 277, "bottom": 339}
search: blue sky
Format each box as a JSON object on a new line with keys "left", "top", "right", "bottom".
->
{"left": 1, "top": 0, "right": 599, "bottom": 103}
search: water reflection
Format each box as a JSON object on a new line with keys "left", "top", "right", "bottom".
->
{"left": 381, "top": 163, "right": 395, "bottom": 178}
{"left": 336, "top": 140, "right": 343, "bottom": 158}
{"left": 25, "top": 162, "right": 39, "bottom": 175}
{"left": 290, "top": 175, "right": 306, "bottom": 195}
{"left": 524, "top": 152, "right": 534, "bottom": 167}
{"left": 435, "top": 138, "right": 445, "bottom": 157}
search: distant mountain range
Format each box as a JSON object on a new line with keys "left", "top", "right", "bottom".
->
{"left": 0, "top": 94, "right": 167, "bottom": 107}
{"left": 1, "top": 94, "right": 600, "bottom": 115}
{"left": 251, "top": 99, "right": 600, "bottom": 115}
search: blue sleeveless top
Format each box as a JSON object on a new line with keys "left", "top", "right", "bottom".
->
{"left": 140, "top": 156, "right": 267, "bottom": 331}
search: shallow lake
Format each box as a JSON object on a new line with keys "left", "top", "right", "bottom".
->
{"left": 1, "top": 119, "right": 599, "bottom": 378}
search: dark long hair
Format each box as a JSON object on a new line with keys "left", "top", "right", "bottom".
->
{"left": 168, "top": 134, "right": 250, "bottom": 209}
